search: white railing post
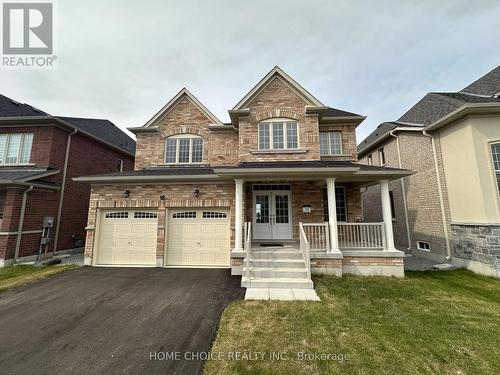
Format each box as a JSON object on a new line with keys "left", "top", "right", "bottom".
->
{"left": 299, "top": 222, "right": 312, "bottom": 282}
{"left": 234, "top": 179, "right": 244, "bottom": 251}
{"left": 244, "top": 222, "right": 251, "bottom": 282}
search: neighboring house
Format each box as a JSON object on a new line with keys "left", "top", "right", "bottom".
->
{"left": 0, "top": 94, "right": 135, "bottom": 266}
{"left": 358, "top": 65, "right": 500, "bottom": 277}
{"left": 75, "top": 66, "right": 410, "bottom": 289}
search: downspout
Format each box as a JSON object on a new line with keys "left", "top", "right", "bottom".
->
{"left": 52, "top": 129, "right": 77, "bottom": 255}
{"left": 389, "top": 130, "right": 412, "bottom": 252}
{"left": 14, "top": 185, "right": 34, "bottom": 261}
{"left": 422, "top": 130, "right": 452, "bottom": 260}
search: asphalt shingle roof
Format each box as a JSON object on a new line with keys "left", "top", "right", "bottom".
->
{"left": 59, "top": 117, "right": 136, "bottom": 154}
{"left": 0, "top": 93, "right": 136, "bottom": 155}
{"left": 320, "top": 107, "right": 362, "bottom": 118}
{"left": 359, "top": 67, "right": 500, "bottom": 153}
{"left": 0, "top": 166, "right": 55, "bottom": 181}
{"left": 461, "top": 65, "right": 500, "bottom": 96}
{"left": 0, "top": 94, "right": 48, "bottom": 117}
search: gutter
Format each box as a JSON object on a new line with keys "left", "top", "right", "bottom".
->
{"left": 424, "top": 102, "right": 500, "bottom": 132}
{"left": 422, "top": 130, "right": 451, "bottom": 260}
{"left": 14, "top": 185, "right": 34, "bottom": 261}
{"left": 0, "top": 116, "right": 135, "bottom": 158}
{"left": 389, "top": 130, "right": 412, "bottom": 252}
{"left": 53, "top": 129, "right": 77, "bottom": 253}
{"left": 0, "top": 179, "right": 59, "bottom": 190}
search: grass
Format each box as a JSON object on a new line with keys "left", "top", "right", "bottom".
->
{"left": 205, "top": 270, "right": 500, "bottom": 375}
{"left": 0, "top": 264, "right": 77, "bottom": 292}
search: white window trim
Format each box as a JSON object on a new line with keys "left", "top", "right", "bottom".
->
{"left": 320, "top": 131, "right": 343, "bottom": 156}
{"left": 489, "top": 141, "right": 500, "bottom": 197}
{"left": 367, "top": 154, "right": 373, "bottom": 165}
{"left": 258, "top": 118, "right": 299, "bottom": 150}
{"left": 164, "top": 134, "right": 204, "bottom": 164}
{"left": 378, "top": 148, "right": 386, "bottom": 166}
{"left": 0, "top": 133, "right": 34, "bottom": 165}
{"left": 417, "top": 241, "right": 430, "bottom": 251}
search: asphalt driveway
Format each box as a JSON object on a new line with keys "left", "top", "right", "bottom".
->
{"left": 0, "top": 267, "right": 244, "bottom": 375}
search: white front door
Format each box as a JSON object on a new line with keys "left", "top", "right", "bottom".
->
{"left": 253, "top": 190, "right": 292, "bottom": 240}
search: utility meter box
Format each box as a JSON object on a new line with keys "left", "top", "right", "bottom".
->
{"left": 42, "top": 216, "right": 54, "bottom": 228}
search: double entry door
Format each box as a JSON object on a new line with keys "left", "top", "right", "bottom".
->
{"left": 252, "top": 187, "right": 292, "bottom": 240}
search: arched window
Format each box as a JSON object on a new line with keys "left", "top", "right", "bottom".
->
{"left": 165, "top": 134, "right": 203, "bottom": 164}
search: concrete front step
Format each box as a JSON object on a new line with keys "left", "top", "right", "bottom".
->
{"left": 241, "top": 276, "right": 314, "bottom": 289}
{"left": 243, "top": 267, "right": 308, "bottom": 278}
{"left": 249, "top": 259, "right": 306, "bottom": 268}
{"left": 250, "top": 250, "right": 303, "bottom": 260}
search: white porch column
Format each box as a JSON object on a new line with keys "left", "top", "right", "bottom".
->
{"left": 234, "top": 179, "right": 244, "bottom": 251}
{"left": 326, "top": 177, "right": 340, "bottom": 253}
{"left": 380, "top": 179, "right": 396, "bottom": 251}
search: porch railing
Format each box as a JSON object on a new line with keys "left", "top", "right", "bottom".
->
{"left": 302, "top": 223, "right": 330, "bottom": 252}
{"left": 244, "top": 222, "right": 251, "bottom": 282}
{"left": 338, "top": 222, "right": 386, "bottom": 250}
{"left": 299, "top": 222, "right": 312, "bottom": 281}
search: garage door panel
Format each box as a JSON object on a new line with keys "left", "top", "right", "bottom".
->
{"left": 97, "top": 210, "right": 158, "bottom": 266}
{"left": 167, "top": 209, "right": 230, "bottom": 267}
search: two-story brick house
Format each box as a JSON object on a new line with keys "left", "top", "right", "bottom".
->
{"left": 0, "top": 94, "right": 135, "bottom": 266}
{"left": 76, "top": 67, "right": 411, "bottom": 288}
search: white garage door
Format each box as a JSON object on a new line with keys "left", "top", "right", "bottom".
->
{"left": 167, "top": 209, "right": 230, "bottom": 267}
{"left": 97, "top": 210, "right": 158, "bottom": 266}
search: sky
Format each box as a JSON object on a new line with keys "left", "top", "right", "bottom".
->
{"left": 1, "top": 0, "right": 500, "bottom": 143}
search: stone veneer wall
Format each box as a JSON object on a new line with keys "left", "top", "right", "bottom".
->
{"left": 451, "top": 223, "right": 500, "bottom": 276}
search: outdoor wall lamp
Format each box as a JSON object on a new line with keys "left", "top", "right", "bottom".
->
{"left": 193, "top": 189, "right": 200, "bottom": 198}
{"left": 123, "top": 190, "right": 130, "bottom": 198}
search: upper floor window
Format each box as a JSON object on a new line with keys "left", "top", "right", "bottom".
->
{"left": 320, "top": 131, "right": 342, "bottom": 155}
{"left": 258, "top": 120, "right": 298, "bottom": 150}
{"left": 165, "top": 134, "right": 203, "bottom": 164}
{"left": 378, "top": 148, "right": 386, "bottom": 166}
{"left": 367, "top": 154, "right": 373, "bottom": 165}
{"left": 0, "top": 133, "right": 34, "bottom": 165}
{"left": 491, "top": 143, "right": 500, "bottom": 193}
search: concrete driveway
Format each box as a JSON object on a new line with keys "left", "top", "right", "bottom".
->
{"left": 0, "top": 267, "right": 244, "bottom": 375}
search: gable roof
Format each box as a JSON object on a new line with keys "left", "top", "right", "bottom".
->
{"left": 142, "top": 88, "right": 223, "bottom": 128}
{"left": 0, "top": 94, "right": 48, "bottom": 117}
{"left": 0, "top": 93, "right": 136, "bottom": 156}
{"left": 58, "top": 117, "right": 136, "bottom": 154}
{"left": 461, "top": 65, "right": 500, "bottom": 96}
{"left": 232, "top": 66, "right": 324, "bottom": 110}
{"left": 358, "top": 66, "right": 500, "bottom": 154}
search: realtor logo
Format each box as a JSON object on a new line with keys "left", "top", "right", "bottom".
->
{"left": 2, "top": 1, "right": 56, "bottom": 67}
{"left": 2, "top": 2, "right": 53, "bottom": 54}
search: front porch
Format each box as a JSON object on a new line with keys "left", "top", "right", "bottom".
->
{"left": 229, "top": 177, "right": 405, "bottom": 284}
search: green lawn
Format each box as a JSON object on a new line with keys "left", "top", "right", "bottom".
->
{"left": 0, "top": 264, "right": 76, "bottom": 292}
{"left": 205, "top": 270, "right": 500, "bottom": 375}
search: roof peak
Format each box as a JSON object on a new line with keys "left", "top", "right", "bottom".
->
{"left": 143, "top": 87, "right": 223, "bottom": 127}
{"left": 231, "top": 66, "right": 324, "bottom": 110}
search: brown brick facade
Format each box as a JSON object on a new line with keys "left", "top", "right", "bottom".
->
{"left": 0, "top": 124, "right": 134, "bottom": 262}
{"left": 134, "top": 97, "right": 239, "bottom": 170}
{"left": 84, "top": 183, "right": 236, "bottom": 261}
{"left": 360, "top": 131, "right": 450, "bottom": 260}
